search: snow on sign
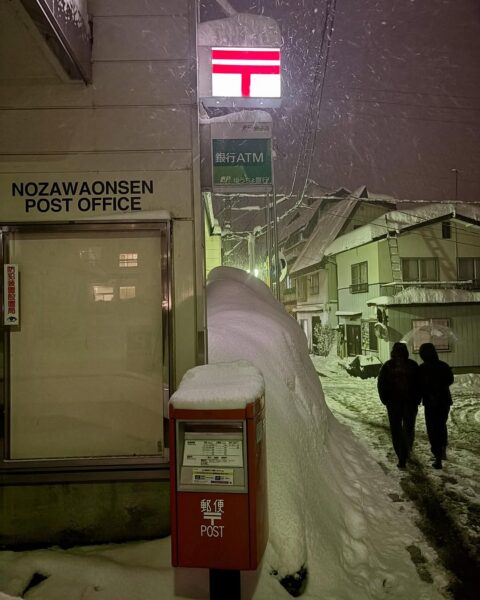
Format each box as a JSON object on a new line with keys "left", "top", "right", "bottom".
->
{"left": 211, "top": 47, "right": 281, "bottom": 98}
{"left": 4, "top": 264, "right": 19, "bottom": 326}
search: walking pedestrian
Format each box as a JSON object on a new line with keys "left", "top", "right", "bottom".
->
{"left": 418, "top": 342, "right": 454, "bottom": 470}
{"left": 377, "top": 342, "right": 421, "bottom": 468}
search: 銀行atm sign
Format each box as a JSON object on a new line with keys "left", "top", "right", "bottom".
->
{"left": 211, "top": 47, "right": 281, "bottom": 98}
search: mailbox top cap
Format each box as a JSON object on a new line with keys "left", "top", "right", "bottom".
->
{"left": 170, "top": 360, "right": 264, "bottom": 410}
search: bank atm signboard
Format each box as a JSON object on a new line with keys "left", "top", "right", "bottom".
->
{"left": 212, "top": 138, "right": 272, "bottom": 189}
{"left": 212, "top": 47, "right": 281, "bottom": 98}
{"left": 211, "top": 121, "right": 273, "bottom": 193}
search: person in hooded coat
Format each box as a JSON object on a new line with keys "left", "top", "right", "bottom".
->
{"left": 418, "top": 342, "right": 454, "bottom": 469}
{"left": 377, "top": 342, "right": 421, "bottom": 468}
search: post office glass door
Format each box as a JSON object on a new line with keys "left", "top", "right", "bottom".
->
{"left": 3, "top": 226, "right": 169, "bottom": 461}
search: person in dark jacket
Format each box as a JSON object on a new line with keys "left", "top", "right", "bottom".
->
{"left": 418, "top": 342, "right": 454, "bottom": 470}
{"left": 377, "top": 342, "right": 421, "bottom": 468}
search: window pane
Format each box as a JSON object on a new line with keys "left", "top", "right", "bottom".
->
{"left": 420, "top": 258, "right": 438, "bottom": 281}
{"left": 402, "top": 259, "right": 418, "bottom": 281}
{"left": 351, "top": 262, "right": 368, "bottom": 292}
{"left": 351, "top": 263, "right": 359, "bottom": 285}
{"left": 7, "top": 231, "right": 165, "bottom": 460}
{"left": 298, "top": 277, "right": 307, "bottom": 301}
{"left": 359, "top": 261, "right": 368, "bottom": 283}
{"left": 412, "top": 318, "right": 450, "bottom": 352}
{"left": 458, "top": 258, "right": 473, "bottom": 281}
{"left": 475, "top": 259, "right": 480, "bottom": 278}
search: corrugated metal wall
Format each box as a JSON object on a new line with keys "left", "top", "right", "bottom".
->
{"left": 388, "top": 304, "right": 480, "bottom": 369}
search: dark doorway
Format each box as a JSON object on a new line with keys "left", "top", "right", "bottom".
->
{"left": 346, "top": 324, "right": 361, "bottom": 356}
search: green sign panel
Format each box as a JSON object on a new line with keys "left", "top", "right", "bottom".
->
{"left": 212, "top": 138, "right": 272, "bottom": 187}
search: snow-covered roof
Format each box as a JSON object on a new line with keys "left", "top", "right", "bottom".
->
{"left": 384, "top": 287, "right": 480, "bottom": 305}
{"left": 200, "top": 109, "right": 272, "bottom": 126}
{"left": 169, "top": 360, "right": 264, "bottom": 410}
{"left": 290, "top": 198, "right": 358, "bottom": 274}
{"left": 367, "top": 296, "right": 394, "bottom": 306}
{"left": 326, "top": 202, "right": 480, "bottom": 255}
{"left": 278, "top": 198, "right": 323, "bottom": 244}
{"left": 198, "top": 14, "right": 282, "bottom": 47}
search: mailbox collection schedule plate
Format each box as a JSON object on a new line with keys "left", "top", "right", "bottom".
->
{"left": 176, "top": 421, "right": 248, "bottom": 492}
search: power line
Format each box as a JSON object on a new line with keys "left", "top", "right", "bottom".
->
{"left": 326, "top": 96, "right": 480, "bottom": 113}
{"left": 324, "top": 109, "right": 480, "bottom": 128}
{"left": 286, "top": 0, "right": 337, "bottom": 213}
{"left": 334, "top": 85, "right": 480, "bottom": 103}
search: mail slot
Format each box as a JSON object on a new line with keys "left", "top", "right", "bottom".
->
{"left": 170, "top": 361, "right": 268, "bottom": 571}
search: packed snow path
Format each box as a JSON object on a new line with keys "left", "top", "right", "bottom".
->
{"left": 313, "top": 354, "right": 480, "bottom": 600}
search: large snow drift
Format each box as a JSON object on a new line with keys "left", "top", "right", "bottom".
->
{"left": 207, "top": 267, "right": 443, "bottom": 599}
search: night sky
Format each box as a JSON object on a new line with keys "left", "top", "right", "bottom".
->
{"left": 201, "top": 0, "right": 480, "bottom": 203}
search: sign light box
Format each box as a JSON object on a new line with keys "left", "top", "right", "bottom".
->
{"left": 211, "top": 47, "right": 281, "bottom": 98}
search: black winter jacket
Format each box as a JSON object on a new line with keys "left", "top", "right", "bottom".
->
{"left": 377, "top": 358, "right": 421, "bottom": 407}
{"left": 419, "top": 360, "right": 454, "bottom": 407}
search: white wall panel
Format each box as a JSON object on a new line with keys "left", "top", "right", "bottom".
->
{"left": 93, "top": 17, "right": 190, "bottom": 61}
{"left": 0, "top": 107, "right": 192, "bottom": 153}
{"left": 90, "top": 0, "right": 190, "bottom": 16}
{"left": 0, "top": 61, "right": 195, "bottom": 109}
{"left": 0, "top": 151, "right": 192, "bottom": 173}
{"left": 93, "top": 61, "right": 196, "bottom": 106}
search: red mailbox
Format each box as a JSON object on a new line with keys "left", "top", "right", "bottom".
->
{"left": 170, "top": 362, "right": 268, "bottom": 571}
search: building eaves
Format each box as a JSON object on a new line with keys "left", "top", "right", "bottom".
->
{"left": 291, "top": 198, "right": 358, "bottom": 271}
{"left": 325, "top": 202, "right": 480, "bottom": 256}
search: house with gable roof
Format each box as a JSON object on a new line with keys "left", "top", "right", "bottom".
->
{"left": 324, "top": 202, "right": 480, "bottom": 370}
{"left": 279, "top": 187, "right": 394, "bottom": 351}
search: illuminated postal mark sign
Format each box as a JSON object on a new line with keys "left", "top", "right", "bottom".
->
{"left": 212, "top": 47, "right": 281, "bottom": 98}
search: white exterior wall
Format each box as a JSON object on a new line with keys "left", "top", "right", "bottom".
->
{"left": 397, "top": 221, "right": 480, "bottom": 281}
{"left": 0, "top": 0, "right": 202, "bottom": 547}
{"left": 0, "top": 0, "right": 203, "bottom": 386}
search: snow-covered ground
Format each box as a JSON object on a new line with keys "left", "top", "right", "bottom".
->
{"left": 312, "top": 351, "right": 480, "bottom": 598}
{"left": 1, "top": 267, "right": 476, "bottom": 599}
{"left": 313, "top": 351, "right": 480, "bottom": 542}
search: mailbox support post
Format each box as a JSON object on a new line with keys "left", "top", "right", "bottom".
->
{"left": 210, "top": 569, "right": 240, "bottom": 600}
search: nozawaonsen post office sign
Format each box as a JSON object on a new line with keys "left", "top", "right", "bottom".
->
{"left": 211, "top": 121, "right": 273, "bottom": 193}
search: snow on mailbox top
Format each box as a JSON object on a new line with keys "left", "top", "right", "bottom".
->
{"left": 169, "top": 360, "right": 264, "bottom": 410}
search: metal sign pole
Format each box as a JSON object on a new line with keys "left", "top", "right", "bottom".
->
{"left": 265, "top": 192, "right": 272, "bottom": 287}
{"left": 271, "top": 182, "right": 280, "bottom": 300}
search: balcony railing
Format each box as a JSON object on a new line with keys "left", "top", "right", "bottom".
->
{"left": 281, "top": 287, "right": 297, "bottom": 303}
{"left": 349, "top": 282, "right": 369, "bottom": 293}
{"left": 380, "top": 280, "right": 478, "bottom": 296}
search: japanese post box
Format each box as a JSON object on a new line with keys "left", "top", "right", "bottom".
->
{"left": 169, "top": 361, "right": 268, "bottom": 571}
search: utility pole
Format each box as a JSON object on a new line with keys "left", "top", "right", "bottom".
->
{"left": 451, "top": 168, "right": 459, "bottom": 201}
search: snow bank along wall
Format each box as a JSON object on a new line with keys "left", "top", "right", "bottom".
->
{"left": 0, "top": 0, "right": 204, "bottom": 547}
